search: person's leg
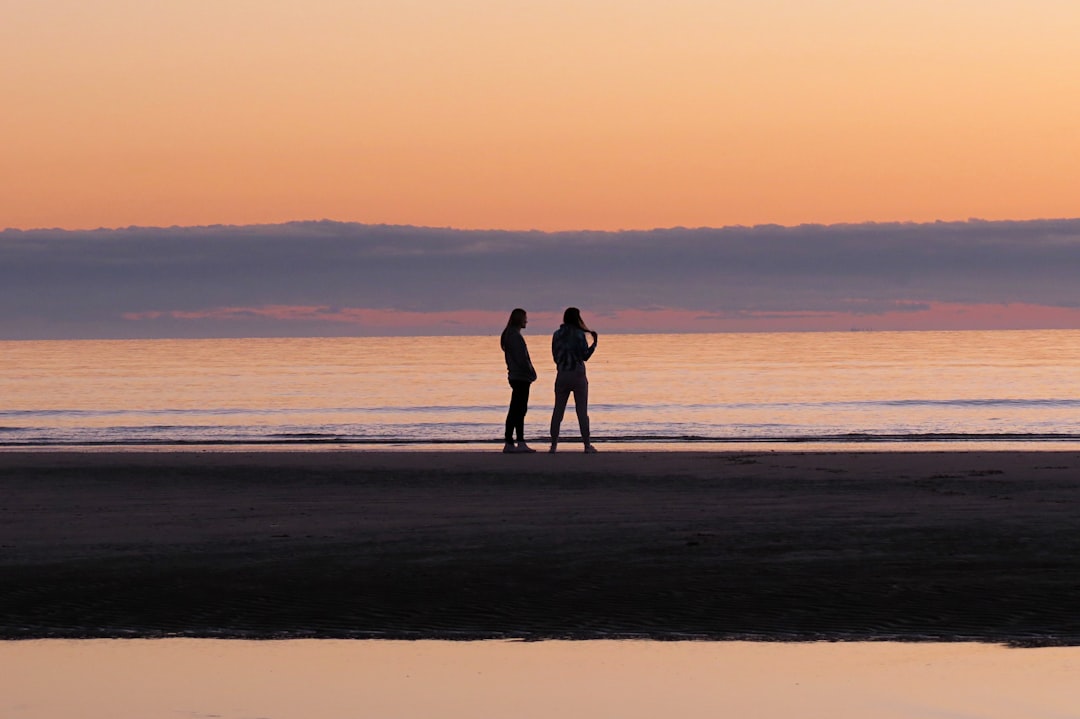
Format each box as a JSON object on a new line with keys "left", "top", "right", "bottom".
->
{"left": 504, "top": 381, "right": 519, "bottom": 446}
{"left": 519, "top": 381, "right": 531, "bottom": 441}
{"left": 570, "top": 372, "right": 594, "bottom": 451}
{"left": 549, "top": 372, "right": 571, "bottom": 452}
{"left": 504, "top": 398, "right": 515, "bottom": 446}
{"left": 510, "top": 380, "right": 533, "bottom": 449}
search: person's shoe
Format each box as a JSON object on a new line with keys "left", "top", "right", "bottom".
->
{"left": 503, "top": 442, "right": 517, "bottom": 453}
{"left": 516, "top": 442, "right": 537, "bottom": 453}
{"left": 548, "top": 444, "right": 558, "bottom": 453}
{"left": 584, "top": 444, "right": 599, "bottom": 454}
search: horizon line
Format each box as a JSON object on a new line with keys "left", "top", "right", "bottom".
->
{"left": 6, "top": 215, "right": 1080, "bottom": 235}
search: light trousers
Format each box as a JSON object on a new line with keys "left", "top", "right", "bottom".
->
{"left": 550, "top": 367, "right": 590, "bottom": 444}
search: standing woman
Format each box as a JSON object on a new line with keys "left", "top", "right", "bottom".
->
{"left": 549, "top": 307, "right": 599, "bottom": 453}
{"left": 501, "top": 308, "right": 538, "bottom": 453}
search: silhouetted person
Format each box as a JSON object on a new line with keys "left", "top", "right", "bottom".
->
{"left": 549, "top": 307, "right": 598, "bottom": 453}
{"left": 501, "top": 308, "right": 538, "bottom": 453}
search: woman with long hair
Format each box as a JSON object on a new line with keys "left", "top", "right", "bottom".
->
{"left": 549, "top": 307, "right": 598, "bottom": 453}
{"left": 500, "top": 308, "right": 538, "bottom": 453}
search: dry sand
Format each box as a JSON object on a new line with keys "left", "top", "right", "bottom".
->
{"left": 2, "top": 449, "right": 1079, "bottom": 644}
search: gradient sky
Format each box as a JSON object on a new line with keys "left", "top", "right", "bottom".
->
{"left": 3, "top": 2, "right": 1080, "bottom": 338}
{"left": 4, "top": 0, "right": 1080, "bottom": 232}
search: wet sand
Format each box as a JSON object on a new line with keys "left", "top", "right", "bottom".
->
{"left": 2, "top": 450, "right": 1079, "bottom": 644}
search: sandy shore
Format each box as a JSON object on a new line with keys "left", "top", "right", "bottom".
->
{"left": 2, "top": 449, "right": 1079, "bottom": 644}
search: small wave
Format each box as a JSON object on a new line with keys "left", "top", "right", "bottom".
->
{"left": 4, "top": 432, "right": 1080, "bottom": 449}
{"left": 594, "top": 398, "right": 1080, "bottom": 412}
{"left": 598, "top": 432, "right": 1080, "bottom": 443}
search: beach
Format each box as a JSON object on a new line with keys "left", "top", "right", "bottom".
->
{"left": 2, "top": 449, "right": 1079, "bottom": 644}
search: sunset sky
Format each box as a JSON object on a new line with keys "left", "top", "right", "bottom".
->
{"left": 3, "top": 1, "right": 1080, "bottom": 338}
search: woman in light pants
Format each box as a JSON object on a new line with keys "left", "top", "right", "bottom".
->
{"left": 549, "top": 307, "right": 598, "bottom": 453}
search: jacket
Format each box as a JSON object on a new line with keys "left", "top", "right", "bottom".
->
{"left": 551, "top": 324, "right": 597, "bottom": 372}
{"left": 501, "top": 326, "right": 537, "bottom": 382}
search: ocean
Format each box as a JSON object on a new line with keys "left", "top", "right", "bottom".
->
{"left": 2, "top": 329, "right": 1080, "bottom": 449}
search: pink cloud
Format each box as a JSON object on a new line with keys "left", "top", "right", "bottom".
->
{"left": 122, "top": 306, "right": 533, "bottom": 329}
{"left": 122, "top": 302, "right": 1080, "bottom": 335}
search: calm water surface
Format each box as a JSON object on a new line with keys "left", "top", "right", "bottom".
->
{"left": 2, "top": 330, "right": 1079, "bottom": 448}
{"left": 2, "top": 640, "right": 1077, "bottom": 719}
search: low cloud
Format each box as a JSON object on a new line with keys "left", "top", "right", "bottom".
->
{"left": 3, "top": 218, "right": 1080, "bottom": 338}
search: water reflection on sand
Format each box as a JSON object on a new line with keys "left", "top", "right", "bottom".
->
{"left": 1, "top": 640, "right": 1077, "bottom": 719}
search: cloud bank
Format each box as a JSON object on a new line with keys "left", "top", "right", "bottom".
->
{"left": 3, "top": 218, "right": 1080, "bottom": 338}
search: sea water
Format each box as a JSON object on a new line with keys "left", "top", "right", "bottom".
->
{"left": 2, "top": 640, "right": 1078, "bottom": 719}
{"left": 2, "top": 329, "right": 1079, "bottom": 448}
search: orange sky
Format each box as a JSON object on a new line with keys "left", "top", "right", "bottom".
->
{"left": 4, "top": 0, "right": 1079, "bottom": 232}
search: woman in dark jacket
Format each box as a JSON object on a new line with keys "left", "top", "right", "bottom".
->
{"left": 500, "top": 308, "right": 538, "bottom": 453}
{"left": 549, "top": 307, "right": 598, "bottom": 453}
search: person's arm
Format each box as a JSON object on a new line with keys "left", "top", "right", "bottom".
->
{"left": 581, "top": 330, "right": 597, "bottom": 362}
{"left": 508, "top": 333, "right": 535, "bottom": 379}
{"left": 520, "top": 336, "right": 538, "bottom": 382}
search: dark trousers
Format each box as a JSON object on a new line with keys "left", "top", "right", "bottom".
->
{"left": 505, "top": 379, "right": 531, "bottom": 442}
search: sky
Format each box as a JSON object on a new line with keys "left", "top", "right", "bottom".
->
{"left": 4, "top": 219, "right": 1080, "bottom": 339}
{"left": 3, "top": 1, "right": 1080, "bottom": 338}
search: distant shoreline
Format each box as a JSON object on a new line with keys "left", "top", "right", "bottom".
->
{"left": 3, "top": 450, "right": 1080, "bottom": 644}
